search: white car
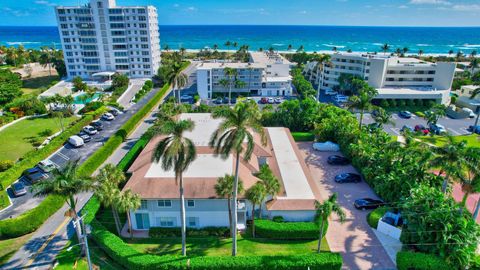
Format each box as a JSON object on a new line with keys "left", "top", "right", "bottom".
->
{"left": 325, "top": 89, "right": 338, "bottom": 95}
{"left": 68, "top": 135, "right": 85, "bottom": 148}
{"left": 101, "top": 112, "right": 115, "bottom": 121}
{"left": 38, "top": 159, "right": 56, "bottom": 173}
{"left": 334, "top": 94, "right": 349, "bottom": 103}
{"left": 313, "top": 141, "right": 340, "bottom": 152}
{"left": 83, "top": 125, "right": 98, "bottom": 135}
{"left": 268, "top": 97, "right": 275, "bottom": 104}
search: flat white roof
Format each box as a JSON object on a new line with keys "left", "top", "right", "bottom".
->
{"left": 179, "top": 113, "right": 222, "bottom": 146}
{"left": 197, "top": 62, "right": 264, "bottom": 70}
{"left": 145, "top": 154, "right": 232, "bottom": 178}
{"left": 250, "top": 52, "right": 292, "bottom": 65}
{"left": 264, "top": 76, "right": 292, "bottom": 82}
{"left": 267, "top": 127, "right": 315, "bottom": 199}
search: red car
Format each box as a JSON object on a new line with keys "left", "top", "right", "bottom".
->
{"left": 260, "top": 97, "right": 268, "bottom": 104}
{"left": 414, "top": 125, "right": 429, "bottom": 135}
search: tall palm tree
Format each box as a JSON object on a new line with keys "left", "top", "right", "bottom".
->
{"left": 223, "top": 67, "right": 237, "bottom": 105}
{"left": 372, "top": 107, "right": 395, "bottom": 128}
{"left": 403, "top": 47, "right": 409, "bottom": 55}
{"left": 287, "top": 44, "right": 293, "bottom": 51}
{"left": 348, "top": 86, "right": 378, "bottom": 128}
{"left": 469, "top": 58, "right": 479, "bottom": 78}
{"left": 470, "top": 87, "right": 480, "bottom": 130}
{"left": 163, "top": 44, "right": 170, "bottom": 52}
{"left": 213, "top": 44, "right": 219, "bottom": 51}
{"left": 456, "top": 51, "right": 463, "bottom": 62}
{"left": 381, "top": 43, "right": 390, "bottom": 55}
{"left": 332, "top": 46, "right": 338, "bottom": 53}
{"left": 117, "top": 189, "right": 141, "bottom": 239}
{"left": 430, "top": 135, "right": 467, "bottom": 193}
{"left": 245, "top": 183, "right": 266, "bottom": 238}
{"left": 258, "top": 47, "right": 264, "bottom": 52}
{"left": 179, "top": 47, "right": 186, "bottom": 61}
{"left": 214, "top": 174, "right": 244, "bottom": 237}
{"left": 233, "top": 42, "right": 238, "bottom": 48}
{"left": 297, "top": 45, "right": 305, "bottom": 52}
{"left": 152, "top": 119, "right": 197, "bottom": 256}
{"left": 32, "top": 161, "right": 92, "bottom": 252}
{"left": 164, "top": 61, "right": 188, "bottom": 104}
{"left": 395, "top": 48, "right": 402, "bottom": 56}
{"left": 470, "top": 50, "right": 478, "bottom": 58}
{"left": 448, "top": 50, "right": 454, "bottom": 57}
{"left": 39, "top": 46, "right": 54, "bottom": 76}
{"left": 209, "top": 103, "right": 266, "bottom": 256}
{"left": 225, "top": 41, "right": 231, "bottom": 50}
{"left": 315, "top": 193, "right": 346, "bottom": 253}
{"left": 418, "top": 49, "right": 424, "bottom": 57}
{"left": 95, "top": 164, "right": 126, "bottom": 235}
{"left": 256, "top": 165, "right": 280, "bottom": 215}
{"left": 455, "top": 148, "right": 480, "bottom": 207}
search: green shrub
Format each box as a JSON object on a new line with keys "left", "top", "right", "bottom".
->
{"left": 407, "top": 99, "right": 415, "bottom": 106}
{"left": 415, "top": 99, "right": 423, "bottom": 106}
{"left": 0, "top": 160, "right": 14, "bottom": 172}
{"left": 0, "top": 192, "right": 10, "bottom": 210}
{"left": 379, "top": 99, "right": 389, "bottom": 108}
{"left": 149, "top": 227, "right": 230, "bottom": 238}
{"left": 255, "top": 219, "right": 324, "bottom": 240}
{"left": 388, "top": 99, "right": 397, "bottom": 107}
{"left": 91, "top": 220, "right": 342, "bottom": 270}
{"left": 117, "top": 137, "right": 149, "bottom": 172}
{"left": 396, "top": 251, "right": 451, "bottom": 270}
{"left": 291, "top": 132, "right": 315, "bottom": 142}
{"left": 79, "top": 101, "right": 104, "bottom": 114}
{"left": 398, "top": 100, "right": 406, "bottom": 107}
{"left": 272, "top": 216, "right": 284, "bottom": 222}
{"left": 0, "top": 195, "right": 64, "bottom": 238}
{"left": 366, "top": 206, "right": 387, "bottom": 229}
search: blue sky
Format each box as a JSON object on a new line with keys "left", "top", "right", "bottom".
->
{"left": 1, "top": 0, "right": 479, "bottom": 26}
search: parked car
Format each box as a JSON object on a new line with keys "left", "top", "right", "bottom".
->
{"left": 37, "top": 159, "right": 55, "bottom": 173}
{"left": 231, "top": 97, "right": 237, "bottom": 104}
{"left": 274, "top": 97, "right": 282, "bottom": 104}
{"left": 214, "top": 97, "right": 223, "bottom": 104}
{"left": 334, "top": 173, "right": 362, "bottom": 183}
{"left": 109, "top": 109, "right": 119, "bottom": 116}
{"left": 414, "top": 125, "right": 429, "bottom": 135}
{"left": 354, "top": 198, "right": 386, "bottom": 210}
{"left": 90, "top": 121, "right": 104, "bottom": 131}
{"left": 77, "top": 131, "right": 92, "bottom": 143}
{"left": 83, "top": 125, "right": 98, "bottom": 135}
{"left": 68, "top": 135, "right": 85, "bottom": 147}
{"left": 467, "top": 125, "right": 480, "bottom": 134}
{"left": 12, "top": 182, "right": 27, "bottom": 197}
{"left": 101, "top": 112, "right": 115, "bottom": 121}
{"left": 334, "top": 94, "right": 348, "bottom": 103}
{"left": 429, "top": 123, "right": 447, "bottom": 135}
{"left": 267, "top": 97, "right": 275, "bottom": 104}
{"left": 327, "top": 155, "right": 350, "bottom": 165}
{"left": 23, "top": 167, "right": 49, "bottom": 184}
{"left": 222, "top": 97, "right": 230, "bottom": 104}
{"left": 325, "top": 89, "right": 338, "bottom": 96}
{"left": 462, "top": 108, "right": 476, "bottom": 118}
{"left": 260, "top": 97, "right": 268, "bottom": 104}
{"left": 398, "top": 111, "right": 412, "bottom": 119}
{"left": 313, "top": 141, "right": 340, "bottom": 152}
{"left": 401, "top": 125, "right": 414, "bottom": 132}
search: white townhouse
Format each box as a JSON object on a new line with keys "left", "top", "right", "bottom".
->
{"left": 196, "top": 52, "right": 294, "bottom": 99}
{"left": 305, "top": 52, "right": 456, "bottom": 104}
{"left": 123, "top": 113, "right": 321, "bottom": 231}
{"left": 55, "top": 0, "right": 161, "bottom": 79}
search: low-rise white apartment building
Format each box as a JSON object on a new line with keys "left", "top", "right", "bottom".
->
{"left": 305, "top": 53, "right": 456, "bottom": 104}
{"left": 55, "top": 0, "right": 161, "bottom": 79}
{"left": 196, "top": 52, "right": 293, "bottom": 99}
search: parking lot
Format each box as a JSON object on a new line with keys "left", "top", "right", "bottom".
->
{"left": 297, "top": 142, "right": 397, "bottom": 270}
{"left": 359, "top": 112, "right": 476, "bottom": 136}
{"left": 0, "top": 87, "right": 164, "bottom": 220}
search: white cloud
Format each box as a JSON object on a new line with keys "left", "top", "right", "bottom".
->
{"left": 398, "top": 5, "right": 409, "bottom": 9}
{"left": 173, "top": 4, "right": 179, "bottom": 8}
{"left": 1, "top": 7, "right": 31, "bottom": 17}
{"left": 409, "top": 0, "right": 451, "bottom": 5}
{"left": 452, "top": 4, "right": 480, "bottom": 11}
{"left": 186, "top": 6, "right": 197, "bottom": 11}
{"left": 35, "top": 0, "right": 56, "bottom": 6}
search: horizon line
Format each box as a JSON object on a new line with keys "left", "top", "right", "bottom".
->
{"left": 1, "top": 24, "right": 480, "bottom": 28}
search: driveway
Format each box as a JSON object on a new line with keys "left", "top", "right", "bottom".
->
{"left": 297, "top": 142, "right": 396, "bottom": 270}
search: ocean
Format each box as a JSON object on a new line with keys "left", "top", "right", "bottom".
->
{"left": 1, "top": 25, "right": 480, "bottom": 55}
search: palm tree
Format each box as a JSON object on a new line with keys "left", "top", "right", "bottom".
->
{"left": 332, "top": 46, "right": 338, "bottom": 53}
{"left": 372, "top": 107, "right": 395, "bottom": 128}
{"left": 258, "top": 47, "right": 264, "bottom": 52}
{"left": 163, "top": 44, "right": 170, "bottom": 52}
{"left": 297, "top": 45, "right": 305, "bottom": 52}
{"left": 117, "top": 189, "right": 141, "bottom": 239}
{"left": 456, "top": 148, "right": 480, "bottom": 207}
{"left": 268, "top": 47, "right": 275, "bottom": 54}
{"left": 469, "top": 58, "right": 479, "bottom": 78}
{"left": 95, "top": 164, "right": 125, "bottom": 235}
{"left": 403, "top": 47, "right": 409, "bottom": 55}
{"left": 39, "top": 46, "right": 54, "bottom": 76}
{"left": 287, "top": 44, "right": 293, "bottom": 51}
{"left": 245, "top": 183, "right": 266, "bottom": 238}
{"left": 256, "top": 165, "right": 280, "bottom": 215}
{"left": 213, "top": 44, "right": 219, "bottom": 51}
{"left": 348, "top": 86, "right": 378, "bottom": 128}
{"left": 315, "top": 194, "right": 346, "bottom": 253}
{"left": 381, "top": 43, "right": 390, "bottom": 55}
{"left": 215, "top": 174, "right": 244, "bottom": 237}
{"left": 233, "top": 42, "right": 238, "bottom": 48}
{"left": 430, "top": 135, "right": 467, "bottom": 193}
{"left": 152, "top": 119, "right": 197, "bottom": 256}
{"left": 179, "top": 47, "right": 186, "bottom": 61}
{"left": 470, "top": 87, "right": 480, "bottom": 130}
{"left": 164, "top": 61, "right": 188, "bottom": 104}
{"left": 395, "top": 48, "right": 402, "bottom": 56}
{"left": 223, "top": 67, "right": 237, "bottom": 105}
{"left": 209, "top": 103, "right": 266, "bottom": 256}
{"left": 448, "top": 50, "right": 454, "bottom": 57}
{"left": 456, "top": 51, "right": 463, "bottom": 62}
{"left": 32, "top": 161, "right": 92, "bottom": 252}
{"left": 225, "top": 41, "right": 231, "bottom": 50}
{"left": 418, "top": 49, "right": 424, "bottom": 57}
{"left": 470, "top": 50, "right": 478, "bottom": 58}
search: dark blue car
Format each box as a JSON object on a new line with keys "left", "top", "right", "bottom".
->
{"left": 398, "top": 111, "right": 412, "bottom": 119}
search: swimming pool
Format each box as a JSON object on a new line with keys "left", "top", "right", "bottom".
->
{"left": 74, "top": 93, "right": 102, "bottom": 104}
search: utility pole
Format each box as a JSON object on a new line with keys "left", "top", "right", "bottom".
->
{"left": 73, "top": 214, "right": 93, "bottom": 270}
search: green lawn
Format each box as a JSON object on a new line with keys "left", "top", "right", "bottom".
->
{"left": 127, "top": 234, "right": 329, "bottom": 257}
{"left": 55, "top": 240, "right": 125, "bottom": 270}
{"left": 0, "top": 115, "right": 77, "bottom": 161}
{"left": 21, "top": 75, "right": 59, "bottom": 96}
{"left": 418, "top": 134, "right": 480, "bottom": 148}
{"left": 0, "top": 233, "right": 33, "bottom": 266}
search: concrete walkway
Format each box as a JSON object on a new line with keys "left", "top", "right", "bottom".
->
{"left": 1, "top": 82, "right": 173, "bottom": 270}
{"left": 117, "top": 79, "right": 148, "bottom": 109}
{"left": 296, "top": 143, "right": 396, "bottom": 270}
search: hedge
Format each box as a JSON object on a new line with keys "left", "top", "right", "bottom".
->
{"left": 149, "top": 227, "right": 230, "bottom": 238}
{"left": 366, "top": 207, "right": 387, "bottom": 229}
{"left": 0, "top": 107, "right": 105, "bottom": 191}
{"left": 255, "top": 219, "right": 327, "bottom": 240}
{"left": 77, "top": 83, "right": 170, "bottom": 177}
{"left": 0, "top": 195, "right": 64, "bottom": 238}
{"left": 396, "top": 251, "right": 451, "bottom": 270}
{"left": 291, "top": 132, "right": 315, "bottom": 142}
{"left": 91, "top": 220, "right": 342, "bottom": 270}
{"left": 117, "top": 136, "right": 149, "bottom": 172}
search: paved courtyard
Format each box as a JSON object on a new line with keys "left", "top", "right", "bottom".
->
{"left": 297, "top": 142, "right": 396, "bottom": 270}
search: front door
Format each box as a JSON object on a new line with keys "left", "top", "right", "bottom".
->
{"left": 135, "top": 213, "right": 150, "bottom": 230}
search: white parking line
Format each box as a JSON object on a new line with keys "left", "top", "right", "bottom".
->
{"left": 57, "top": 152, "right": 70, "bottom": 161}
{"left": 390, "top": 127, "right": 401, "bottom": 135}
{"left": 448, "top": 128, "right": 461, "bottom": 135}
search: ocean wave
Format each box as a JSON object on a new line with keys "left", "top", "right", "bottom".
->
{"left": 416, "top": 44, "right": 431, "bottom": 47}
{"left": 6, "top": 41, "right": 41, "bottom": 45}
{"left": 462, "top": 44, "right": 480, "bottom": 48}
{"left": 456, "top": 47, "right": 477, "bottom": 50}
{"left": 322, "top": 44, "right": 346, "bottom": 48}
{"left": 272, "top": 43, "right": 285, "bottom": 46}
{"left": 372, "top": 43, "right": 383, "bottom": 46}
